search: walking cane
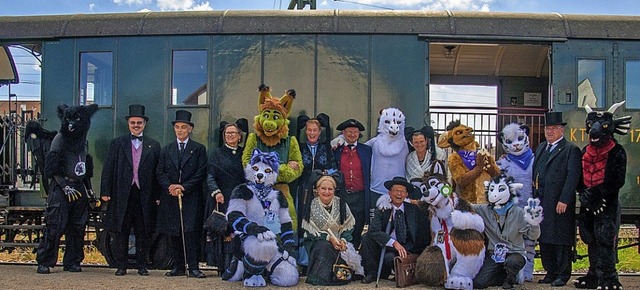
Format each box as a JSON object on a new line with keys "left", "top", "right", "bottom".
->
{"left": 375, "top": 212, "right": 394, "bottom": 288}
{"left": 177, "top": 189, "right": 189, "bottom": 277}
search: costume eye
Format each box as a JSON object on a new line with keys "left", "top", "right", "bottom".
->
{"left": 397, "top": 121, "right": 402, "bottom": 125}
{"left": 419, "top": 184, "right": 428, "bottom": 193}
{"left": 518, "top": 136, "right": 524, "bottom": 141}
{"left": 385, "top": 120, "right": 390, "bottom": 124}
{"left": 274, "top": 115, "right": 280, "bottom": 120}
{"left": 505, "top": 139, "right": 512, "bottom": 144}
{"left": 499, "top": 185, "right": 507, "bottom": 192}
{"left": 264, "top": 168, "right": 272, "bottom": 173}
{"left": 603, "top": 124, "right": 609, "bottom": 128}
{"left": 252, "top": 166, "right": 259, "bottom": 171}
{"left": 263, "top": 113, "right": 269, "bottom": 118}
{"left": 489, "top": 184, "right": 495, "bottom": 191}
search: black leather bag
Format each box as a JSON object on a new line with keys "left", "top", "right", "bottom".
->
{"left": 203, "top": 203, "right": 227, "bottom": 236}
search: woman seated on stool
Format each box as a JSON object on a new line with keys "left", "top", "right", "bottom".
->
{"left": 301, "top": 172, "right": 364, "bottom": 286}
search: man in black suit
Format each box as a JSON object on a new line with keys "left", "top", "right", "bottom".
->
{"left": 333, "top": 118, "right": 372, "bottom": 249}
{"left": 360, "top": 177, "right": 430, "bottom": 284}
{"left": 156, "top": 110, "right": 207, "bottom": 278}
{"left": 101, "top": 104, "right": 161, "bottom": 276}
{"left": 533, "top": 112, "right": 582, "bottom": 287}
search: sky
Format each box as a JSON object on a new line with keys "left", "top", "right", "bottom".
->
{"left": 3, "top": 0, "right": 640, "bottom": 102}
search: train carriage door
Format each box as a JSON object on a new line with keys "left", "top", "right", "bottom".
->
{"left": 551, "top": 39, "right": 640, "bottom": 209}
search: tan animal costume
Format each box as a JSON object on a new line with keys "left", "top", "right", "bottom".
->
{"left": 437, "top": 120, "right": 499, "bottom": 203}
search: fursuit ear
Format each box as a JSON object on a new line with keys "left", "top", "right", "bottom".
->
{"left": 57, "top": 104, "right": 69, "bottom": 120}
{"left": 510, "top": 182, "right": 524, "bottom": 192}
{"left": 483, "top": 180, "right": 491, "bottom": 189}
{"left": 258, "top": 84, "right": 272, "bottom": 110}
{"left": 86, "top": 104, "right": 99, "bottom": 117}
{"left": 280, "top": 89, "right": 296, "bottom": 117}
{"left": 437, "top": 132, "right": 451, "bottom": 149}
{"left": 519, "top": 123, "right": 531, "bottom": 136}
{"left": 251, "top": 148, "right": 262, "bottom": 159}
{"left": 497, "top": 130, "right": 505, "bottom": 144}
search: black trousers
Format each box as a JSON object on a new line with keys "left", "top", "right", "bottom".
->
{"left": 113, "top": 185, "right": 149, "bottom": 269}
{"left": 360, "top": 233, "right": 398, "bottom": 278}
{"left": 539, "top": 242, "right": 573, "bottom": 283}
{"left": 579, "top": 199, "right": 620, "bottom": 281}
{"left": 170, "top": 231, "right": 200, "bottom": 271}
{"left": 342, "top": 190, "right": 365, "bottom": 249}
{"left": 36, "top": 184, "right": 88, "bottom": 268}
{"left": 473, "top": 253, "right": 525, "bottom": 289}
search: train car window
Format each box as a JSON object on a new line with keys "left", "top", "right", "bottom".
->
{"left": 625, "top": 60, "right": 640, "bottom": 109}
{"left": 171, "top": 50, "right": 207, "bottom": 106}
{"left": 577, "top": 59, "right": 605, "bottom": 109}
{"left": 79, "top": 52, "right": 113, "bottom": 106}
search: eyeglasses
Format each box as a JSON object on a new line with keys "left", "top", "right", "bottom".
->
{"left": 391, "top": 189, "right": 407, "bottom": 194}
{"left": 224, "top": 132, "right": 239, "bottom": 136}
{"left": 128, "top": 121, "right": 144, "bottom": 125}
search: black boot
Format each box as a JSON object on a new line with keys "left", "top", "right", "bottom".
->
{"left": 502, "top": 270, "right": 517, "bottom": 289}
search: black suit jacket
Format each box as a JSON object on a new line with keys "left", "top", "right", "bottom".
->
{"left": 101, "top": 134, "right": 161, "bottom": 232}
{"left": 532, "top": 138, "right": 582, "bottom": 245}
{"left": 156, "top": 139, "right": 207, "bottom": 235}
{"left": 367, "top": 202, "right": 430, "bottom": 254}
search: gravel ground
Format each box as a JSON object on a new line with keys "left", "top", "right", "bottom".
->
{"left": 2, "top": 264, "right": 640, "bottom": 290}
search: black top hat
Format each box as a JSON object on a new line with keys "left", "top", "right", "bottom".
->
{"left": 172, "top": 110, "right": 194, "bottom": 127}
{"left": 383, "top": 176, "right": 413, "bottom": 192}
{"left": 543, "top": 112, "right": 567, "bottom": 126}
{"left": 125, "top": 104, "right": 148, "bottom": 121}
{"left": 336, "top": 118, "right": 365, "bottom": 131}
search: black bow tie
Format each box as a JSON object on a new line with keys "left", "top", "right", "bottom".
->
{"left": 131, "top": 135, "right": 143, "bottom": 141}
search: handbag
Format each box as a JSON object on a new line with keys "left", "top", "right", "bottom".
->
{"left": 203, "top": 203, "right": 228, "bottom": 236}
{"left": 332, "top": 254, "right": 353, "bottom": 282}
{"left": 394, "top": 253, "right": 418, "bottom": 288}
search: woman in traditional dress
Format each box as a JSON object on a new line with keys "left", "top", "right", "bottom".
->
{"left": 204, "top": 120, "right": 247, "bottom": 273}
{"left": 405, "top": 126, "right": 447, "bottom": 199}
{"left": 302, "top": 174, "right": 363, "bottom": 286}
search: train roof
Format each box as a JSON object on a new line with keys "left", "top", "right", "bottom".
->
{"left": 1, "top": 10, "right": 640, "bottom": 41}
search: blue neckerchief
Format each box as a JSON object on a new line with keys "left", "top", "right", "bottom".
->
{"left": 493, "top": 201, "right": 514, "bottom": 216}
{"left": 458, "top": 150, "right": 477, "bottom": 170}
{"left": 248, "top": 182, "right": 271, "bottom": 202}
{"left": 507, "top": 148, "right": 533, "bottom": 170}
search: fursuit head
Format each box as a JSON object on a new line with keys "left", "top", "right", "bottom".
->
{"left": 226, "top": 149, "right": 298, "bottom": 287}
{"left": 414, "top": 174, "right": 485, "bottom": 290}
{"left": 245, "top": 148, "right": 279, "bottom": 187}
{"left": 498, "top": 123, "right": 531, "bottom": 156}
{"left": 58, "top": 103, "right": 99, "bottom": 152}
{"left": 371, "top": 107, "right": 407, "bottom": 156}
{"left": 484, "top": 173, "right": 522, "bottom": 208}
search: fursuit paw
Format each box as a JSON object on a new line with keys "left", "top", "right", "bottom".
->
{"left": 580, "top": 188, "right": 607, "bottom": 216}
{"left": 257, "top": 230, "right": 276, "bottom": 242}
{"left": 445, "top": 276, "right": 473, "bottom": 290}
{"left": 63, "top": 186, "right": 82, "bottom": 202}
{"left": 574, "top": 273, "right": 598, "bottom": 289}
{"left": 244, "top": 275, "right": 267, "bottom": 287}
{"left": 330, "top": 135, "right": 346, "bottom": 149}
{"left": 596, "top": 277, "right": 623, "bottom": 290}
{"left": 376, "top": 194, "right": 393, "bottom": 210}
{"left": 524, "top": 198, "right": 543, "bottom": 226}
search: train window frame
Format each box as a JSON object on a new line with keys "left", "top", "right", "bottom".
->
{"left": 170, "top": 49, "right": 208, "bottom": 107}
{"left": 577, "top": 58, "right": 606, "bottom": 109}
{"left": 79, "top": 51, "right": 113, "bottom": 107}
{"left": 624, "top": 59, "right": 640, "bottom": 110}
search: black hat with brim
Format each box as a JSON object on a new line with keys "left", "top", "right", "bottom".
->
{"left": 336, "top": 118, "right": 365, "bottom": 131}
{"left": 171, "top": 110, "right": 194, "bottom": 127}
{"left": 383, "top": 176, "right": 413, "bottom": 191}
{"left": 543, "top": 112, "right": 567, "bottom": 126}
{"left": 125, "top": 104, "right": 149, "bottom": 121}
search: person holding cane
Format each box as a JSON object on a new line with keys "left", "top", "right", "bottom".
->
{"left": 156, "top": 110, "right": 207, "bottom": 278}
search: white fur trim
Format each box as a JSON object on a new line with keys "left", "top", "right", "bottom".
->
{"left": 243, "top": 236, "right": 278, "bottom": 263}
{"left": 450, "top": 210, "right": 484, "bottom": 232}
{"left": 268, "top": 251, "right": 299, "bottom": 287}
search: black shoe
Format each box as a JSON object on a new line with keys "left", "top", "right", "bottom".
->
{"left": 115, "top": 268, "right": 127, "bottom": 276}
{"left": 539, "top": 276, "right": 555, "bottom": 284}
{"left": 36, "top": 265, "right": 50, "bottom": 274}
{"left": 188, "top": 269, "right": 206, "bottom": 278}
{"left": 551, "top": 278, "right": 567, "bottom": 287}
{"left": 63, "top": 265, "right": 82, "bottom": 272}
{"left": 362, "top": 274, "right": 376, "bottom": 284}
{"left": 165, "top": 268, "right": 186, "bottom": 277}
{"left": 138, "top": 268, "right": 149, "bottom": 276}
